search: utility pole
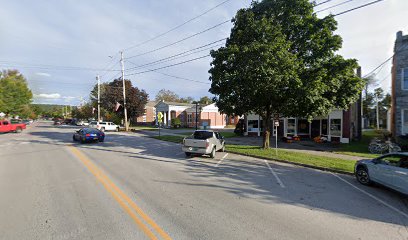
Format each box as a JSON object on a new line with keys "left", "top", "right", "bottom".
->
{"left": 376, "top": 96, "right": 380, "bottom": 130}
{"left": 120, "top": 51, "right": 129, "bottom": 131}
{"left": 195, "top": 102, "right": 198, "bottom": 130}
{"left": 96, "top": 75, "right": 101, "bottom": 122}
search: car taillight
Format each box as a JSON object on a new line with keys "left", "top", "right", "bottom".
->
{"left": 206, "top": 140, "right": 209, "bottom": 148}
{"left": 86, "top": 134, "right": 90, "bottom": 137}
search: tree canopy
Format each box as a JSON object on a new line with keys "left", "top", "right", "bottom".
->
{"left": 209, "top": 0, "right": 364, "bottom": 148}
{"left": 90, "top": 79, "right": 148, "bottom": 122}
{"left": 0, "top": 70, "right": 33, "bottom": 115}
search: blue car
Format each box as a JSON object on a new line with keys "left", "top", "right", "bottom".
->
{"left": 355, "top": 153, "right": 408, "bottom": 195}
{"left": 73, "top": 128, "right": 105, "bottom": 143}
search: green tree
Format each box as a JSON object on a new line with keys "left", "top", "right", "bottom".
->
{"left": 198, "top": 96, "right": 213, "bottom": 105}
{"left": 155, "top": 89, "right": 180, "bottom": 102}
{"left": 90, "top": 79, "right": 148, "bottom": 124}
{"left": 0, "top": 70, "right": 33, "bottom": 115}
{"left": 209, "top": 0, "right": 364, "bottom": 148}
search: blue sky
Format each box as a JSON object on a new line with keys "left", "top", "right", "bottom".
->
{"left": 0, "top": 0, "right": 406, "bottom": 105}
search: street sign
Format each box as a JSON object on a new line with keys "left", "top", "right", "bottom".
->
{"left": 157, "top": 112, "right": 163, "bottom": 123}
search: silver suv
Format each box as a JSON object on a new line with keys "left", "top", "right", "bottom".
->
{"left": 355, "top": 153, "right": 408, "bottom": 195}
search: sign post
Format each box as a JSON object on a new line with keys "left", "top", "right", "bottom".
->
{"left": 274, "top": 120, "right": 279, "bottom": 156}
{"left": 157, "top": 112, "right": 163, "bottom": 138}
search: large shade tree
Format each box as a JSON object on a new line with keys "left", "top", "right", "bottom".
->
{"left": 209, "top": 0, "right": 364, "bottom": 148}
{"left": 90, "top": 79, "right": 148, "bottom": 124}
{"left": 0, "top": 70, "right": 33, "bottom": 115}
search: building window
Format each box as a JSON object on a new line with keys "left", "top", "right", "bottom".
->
{"left": 330, "top": 119, "right": 341, "bottom": 137}
{"left": 287, "top": 119, "right": 296, "bottom": 135}
{"left": 322, "top": 119, "right": 328, "bottom": 135}
{"left": 142, "top": 115, "right": 146, "bottom": 123}
{"left": 404, "top": 68, "right": 408, "bottom": 90}
{"left": 187, "top": 114, "right": 192, "bottom": 123}
{"left": 297, "top": 119, "right": 309, "bottom": 134}
{"left": 248, "top": 120, "right": 259, "bottom": 131}
{"left": 403, "top": 110, "right": 408, "bottom": 135}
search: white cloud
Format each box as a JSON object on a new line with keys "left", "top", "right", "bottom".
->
{"left": 34, "top": 93, "right": 61, "bottom": 99}
{"left": 35, "top": 72, "right": 51, "bottom": 77}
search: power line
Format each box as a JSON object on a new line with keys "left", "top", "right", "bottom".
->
{"left": 125, "top": 54, "right": 210, "bottom": 77}
{"left": 123, "top": 0, "right": 232, "bottom": 51}
{"left": 315, "top": 0, "right": 335, "bottom": 7}
{"left": 315, "top": 0, "right": 354, "bottom": 13}
{"left": 334, "top": 0, "right": 385, "bottom": 16}
{"left": 153, "top": 71, "right": 210, "bottom": 85}
{"left": 0, "top": 61, "right": 121, "bottom": 72}
{"left": 125, "top": 20, "right": 230, "bottom": 59}
{"left": 125, "top": 39, "right": 226, "bottom": 71}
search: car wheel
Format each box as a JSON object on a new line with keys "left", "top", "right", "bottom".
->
{"left": 185, "top": 152, "right": 191, "bottom": 157}
{"left": 116, "top": 127, "right": 119, "bottom": 132}
{"left": 15, "top": 127, "right": 22, "bottom": 133}
{"left": 99, "top": 138, "right": 104, "bottom": 142}
{"left": 73, "top": 136, "right": 76, "bottom": 142}
{"left": 356, "top": 166, "right": 372, "bottom": 186}
{"left": 221, "top": 144, "right": 225, "bottom": 152}
{"left": 210, "top": 147, "right": 216, "bottom": 158}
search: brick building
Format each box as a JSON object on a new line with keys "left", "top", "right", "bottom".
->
{"left": 135, "top": 101, "right": 156, "bottom": 125}
{"left": 391, "top": 30, "right": 408, "bottom": 136}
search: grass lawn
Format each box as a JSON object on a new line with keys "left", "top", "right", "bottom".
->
{"left": 151, "top": 135, "right": 184, "bottom": 143}
{"left": 169, "top": 131, "right": 238, "bottom": 138}
{"left": 130, "top": 126, "right": 158, "bottom": 131}
{"left": 150, "top": 135, "right": 356, "bottom": 174}
{"left": 334, "top": 129, "right": 386, "bottom": 158}
{"left": 227, "top": 145, "right": 356, "bottom": 174}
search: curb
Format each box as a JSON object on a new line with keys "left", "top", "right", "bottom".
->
{"left": 225, "top": 151, "right": 354, "bottom": 176}
{"left": 149, "top": 136, "right": 354, "bottom": 176}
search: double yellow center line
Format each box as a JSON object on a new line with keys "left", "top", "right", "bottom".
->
{"left": 68, "top": 146, "right": 171, "bottom": 240}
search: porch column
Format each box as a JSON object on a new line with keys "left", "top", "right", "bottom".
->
{"left": 168, "top": 109, "right": 172, "bottom": 127}
{"left": 164, "top": 111, "right": 167, "bottom": 127}
{"left": 257, "top": 116, "right": 260, "bottom": 137}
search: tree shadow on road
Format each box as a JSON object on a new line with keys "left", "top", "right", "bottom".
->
{"left": 26, "top": 126, "right": 408, "bottom": 228}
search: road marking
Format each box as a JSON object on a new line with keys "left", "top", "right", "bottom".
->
{"left": 264, "top": 160, "right": 286, "bottom": 188}
{"left": 68, "top": 146, "right": 172, "bottom": 240}
{"left": 215, "top": 153, "right": 229, "bottom": 167}
{"left": 331, "top": 173, "right": 408, "bottom": 219}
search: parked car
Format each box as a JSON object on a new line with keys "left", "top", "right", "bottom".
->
{"left": 89, "top": 121, "right": 119, "bottom": 132}
{"left": 73, "top": 128, "right": 105, "bottom": 143}
{"left": 22, "top": 119, "right": 31, "bottom": 125}
{"left": 355, "top": 153, "right": 408, "bottom": 195}
{"left": 76, "top": 120, "right": 89, "bottom": 126}
{"left": 182, "top": 130, "right": 225, "bottom": 158}
{"left": 0, "top": 120, "right": 27, "bottom": 133}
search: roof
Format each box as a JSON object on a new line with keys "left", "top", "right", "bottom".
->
{"left": 155, "top": 100, "right": 194, "bottom": 107}
{"left": 146, "top": 101, "right": 157, "bottom": 107}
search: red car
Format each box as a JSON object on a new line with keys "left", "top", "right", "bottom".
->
{"left": 0, "top": 120, "right": 26, "bottom": 133}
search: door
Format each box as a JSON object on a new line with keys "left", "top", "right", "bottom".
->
{"left": 0, "top": 121, "right": 10, "bottom": 132}
{"left": 311, "top": 120, "right": 321, "bottom": 138}
{"left": 395, "top": 157, "right": 408, "bottom": 194}
{"left": 370, "top": 155, "right": 401, "bottom": 188}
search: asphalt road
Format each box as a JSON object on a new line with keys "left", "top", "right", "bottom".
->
{"left": 0, "top": 121, "right": 407, "bottom": 240}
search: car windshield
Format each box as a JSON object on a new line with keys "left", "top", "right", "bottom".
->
{"left": 193, "top": 131, "right": 213, "bottom": 139}
{"left": 89, "top": 121, "right": 97, "bottom": 125}
{"left": 83, "top": 128, "right": 100, "bottom": 134}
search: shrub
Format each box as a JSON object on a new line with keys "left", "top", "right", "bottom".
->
{"left": 171, "top": 118, "right": 181, "bottom": 128}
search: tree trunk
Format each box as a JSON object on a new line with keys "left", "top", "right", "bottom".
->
{"left": 262, "top": 113, "right": 272, "bottom": 149}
